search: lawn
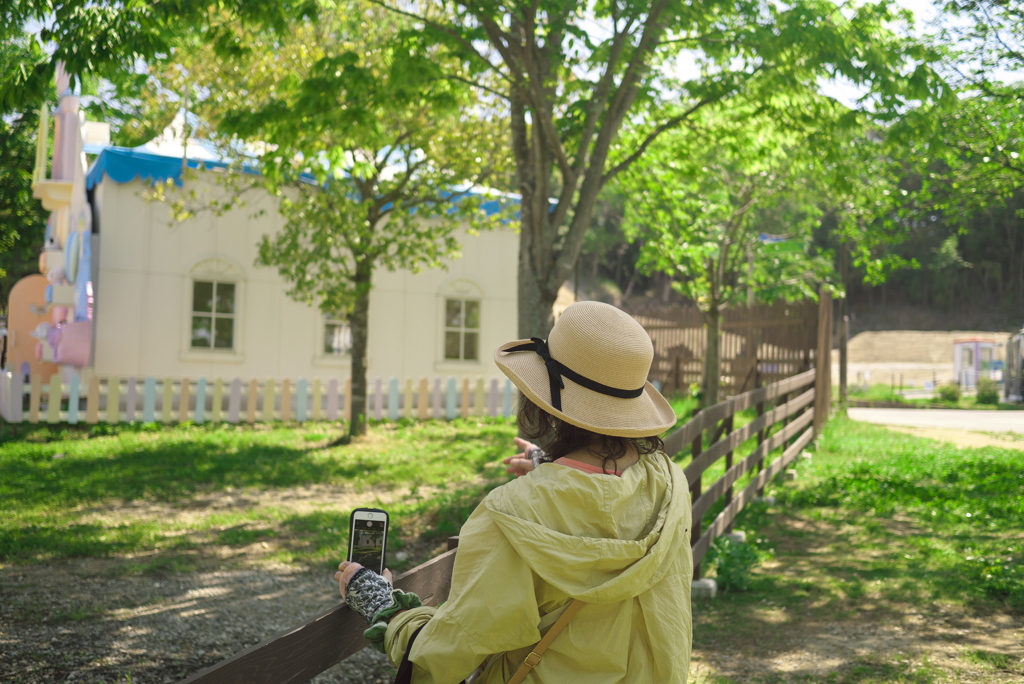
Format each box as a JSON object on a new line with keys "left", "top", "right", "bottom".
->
{"left": 844, "top": 383, "right": 1024, "bottom": 411}
{"left": 0, "top": 418, "right": 518, "bottom": 570}
{"left": 694, "top": 415, "right": 1024, "bottom": 683}
{"left": 3, "top": 407, "right": 1022, "bottom": 683}
{"left": 0, "top": 395, "right": 700, "bottom": 572}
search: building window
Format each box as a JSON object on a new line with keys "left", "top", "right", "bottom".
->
{"left": 444, "top": 298, "right": 479, "bottom": 361}
{"left": 324, "top": 314, "right": 352, "bottom": 356}
{"left": 191, "top": 280, "right": 235, "bottom": 350}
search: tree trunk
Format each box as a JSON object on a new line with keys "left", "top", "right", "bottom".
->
{"left": 704, "top": 305, "right": 722, "bottom": 407}
{"left": 516, "top": 255, "right": 557, "bottom": 339}
{"left": 348, "top": 260, "right": 373, "bottom": 438}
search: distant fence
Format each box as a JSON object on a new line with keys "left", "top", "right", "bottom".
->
{"left": 0, "top": 373, "right": 520, "bottom": 425}
{"left": 628, "top": 299, "right": 819, "bottom": 397}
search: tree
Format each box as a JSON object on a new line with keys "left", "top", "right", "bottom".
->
{"left": 0, "top": 1, "right": 311, "bottom": 114}
{"left": 135, "top": 6, "right": 509, "bottom": 438}
{"left": 364, "top": 0, "right": 947, "bottom": 338}
{"left": 621, "top": 105, "right": 833, "bottom": 405}
{"left": 0, "top": 108, "right": 48, "bottom": 307}
{"left": 0, "top": 35, "right": 50, "bottom": 307}
{"left": 5, "top": 1, "right": 950, "bottom": 340}
{"left": 886, "top": 0, "right": 1024, "bottom": 314}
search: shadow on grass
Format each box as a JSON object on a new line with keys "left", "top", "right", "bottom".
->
{"left": 0, "top": 418, "right": 516, "bottom": 562}
{"left": 0, "top": 417, "right": 512, "bottom": 507}
{"left": 272, "top": 477, "right": 506, "bottom": 572}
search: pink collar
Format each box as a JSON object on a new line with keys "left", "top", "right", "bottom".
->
{"left": 557, "top": 458, "right": 624, "bottom": 477}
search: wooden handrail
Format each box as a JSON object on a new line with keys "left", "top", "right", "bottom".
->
{"left": 178, "top": 363, "right": 829, "bottom": 684}
{"left": 179, "top": 548, "right": 458, "bottom": 684}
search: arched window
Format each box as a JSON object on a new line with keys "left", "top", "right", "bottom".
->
{"left": 187, "top": 258, "right": 244, "bottom": 353}
{"left": 439, "top": 278, "right": 484, "bottom": 362}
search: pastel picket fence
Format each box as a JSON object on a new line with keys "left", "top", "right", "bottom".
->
{"left": 0, "top": 371, "right": 518, "bottom": 425}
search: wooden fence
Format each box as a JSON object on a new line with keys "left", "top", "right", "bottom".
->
{"left": 0, "top": 373, "right": 519, "bottom": 425}
{"left": 629, "top": 299, "right": 819, "bottom": 396}
{"left": 177, "top": 347, "right": 831, "bottom": 684}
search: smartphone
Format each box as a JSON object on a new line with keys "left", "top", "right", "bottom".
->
{"left": 348, "top": 507, "right": 389, "bottom": 574}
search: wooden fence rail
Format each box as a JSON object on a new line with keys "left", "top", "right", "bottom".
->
{"left": 180, "top": 547, "right": 460, "bottom": 684}
{"left": 175, "top": 363, "right": 828, "bottom": 684}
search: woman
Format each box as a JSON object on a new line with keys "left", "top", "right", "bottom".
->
{"left": 335, "top": 301, "right": 693, "bottom": 683}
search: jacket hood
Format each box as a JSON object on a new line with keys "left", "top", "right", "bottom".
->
{"left": 484, "top": 452, "right": 691, "bottom": 604}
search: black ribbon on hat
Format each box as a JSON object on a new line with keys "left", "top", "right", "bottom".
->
{"left": 506, "top": 337, "right": 644, "bottom": 412}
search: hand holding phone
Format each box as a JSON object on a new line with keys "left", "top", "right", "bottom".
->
{"left": 348, "top": 507, "right": 389, "bottom": 575}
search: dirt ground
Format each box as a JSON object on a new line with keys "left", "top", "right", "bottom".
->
{"left": 882, "top": 425, "right": 1024, "bottom": 450}
{"left": 831, "top": 330, "right": 1014, "bottom": 387}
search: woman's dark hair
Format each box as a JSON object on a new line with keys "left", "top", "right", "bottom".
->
{"left": 517, "top": 394, "right": 665, "bottom": 473}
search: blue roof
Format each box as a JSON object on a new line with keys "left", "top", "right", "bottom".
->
{"left": 85, "top": 147, "right": 518, "bottom": 218}
{"left": 86, "top": 146, "right": 237, "bottom": 190}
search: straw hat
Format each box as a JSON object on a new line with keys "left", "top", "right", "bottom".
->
{"left": 494, "top": 301, "right": 676, "bottom": 437}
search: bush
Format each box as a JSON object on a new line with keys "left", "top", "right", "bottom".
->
{"left": 705, "top": 536, "right": 760, "bottom": 592}
{"left": 976, "top": 377, "right": 1000, "bottom": 405}
{"left": 938, "top": 382, "right": 961, "bottom": 403}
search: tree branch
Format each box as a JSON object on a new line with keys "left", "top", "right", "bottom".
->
{"left": 572, "top": 18, "right": 634, "bottom": 179}
{"left": 366, "top": 0, "right": 507, "bottom": 80}
{"left": 435, "top": 73, "right": 509, "bottom": 100}
{"left": 601, "top": 97, "right": 715, "bottom": 184}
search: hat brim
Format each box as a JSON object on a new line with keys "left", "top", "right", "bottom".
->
{"left": 494, "top": 339, "right": 678, "bottom": 438}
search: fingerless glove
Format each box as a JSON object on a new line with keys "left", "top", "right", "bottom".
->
{"left": 345, "top": 568, "right": 424, "bottom": 653}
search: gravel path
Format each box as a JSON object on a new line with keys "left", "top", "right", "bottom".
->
{"left": 1, "top": 558, "right": 398, "bottom": 683}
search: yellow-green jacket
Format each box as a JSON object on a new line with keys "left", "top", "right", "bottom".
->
{"left": 385, "top": 451, "right": 693, "bottom": 683}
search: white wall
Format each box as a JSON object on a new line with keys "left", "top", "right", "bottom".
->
{"left": 91, "top": 171, "right": 518, "bottom": 384}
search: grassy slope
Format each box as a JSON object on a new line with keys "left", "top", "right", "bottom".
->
{"left": 780, "top": 416, "right": 1024, "bottom": 612}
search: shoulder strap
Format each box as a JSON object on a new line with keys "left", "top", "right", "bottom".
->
{"left": 392, "top": 624, "right": 426, "bottom": 684}
{"left": 505, "top": 599, "right": 586, "bottom": 684}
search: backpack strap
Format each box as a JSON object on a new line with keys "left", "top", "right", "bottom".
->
{"left": 505, "top": 599, "right": 586, "bottom": 684}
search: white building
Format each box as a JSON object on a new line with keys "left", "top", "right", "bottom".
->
{"left": 85, "top": 147, "right": 519, "bottom": 385}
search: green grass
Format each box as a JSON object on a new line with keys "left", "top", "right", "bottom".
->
{"left": 688, "top": 416, "right": 1023, "bottom": 683}
{"left": 0, "top": 418, "right": 518, "bottom": 564}
{"left": 844, "top": 383, "right": 1024, "bottom": 410}
{"left": 720, "top": 413, "right": 1024, "bottom": 618}
{"left": 0, "top": 396, "right": 708, "bottom": 568}
{"left": 775, "top": 416, "right": 1024, "bottom": 612}
{"left": 961, "top": 647, "right": 1024, "bottom": 675}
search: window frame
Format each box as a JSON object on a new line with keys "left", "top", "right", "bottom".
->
{"left": 189, "top": 279, "right": 237, "bottom": 351}
{"left": 180, "top": 257, "right": 245, "bottom": 363}
{"left": 322, "top": 313, "right": 353, "bottom": 357}
{"left": 443, "top": 296, "right": 482, "bottom": 363}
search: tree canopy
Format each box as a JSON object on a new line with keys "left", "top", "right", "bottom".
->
{"left": 111, "top": 3, "right": 510, "bottom": 436}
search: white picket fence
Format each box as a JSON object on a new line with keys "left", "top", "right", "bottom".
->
{"left": 0, "top": 372, "right": 519, "bottom": 425}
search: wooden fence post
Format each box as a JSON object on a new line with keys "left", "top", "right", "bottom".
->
{"left": 67, "top": 376, "right": 80, "bottom": 424}
{"left": 690, "top": 412, "right": 703, "bottom": 581}
{"left": 179, "top": 378, "right": 191, "bottom": 423}
{"left": 723, "top": 413, "right": 735, "bottom": 530}
{"left": 756, "top": 383, "right": 766, "bottom": 497}
{"left": 814, "top": 287, "right": 833, "bottom": 435}
{"left": 28, "top": 373, "right": 41, "bottom": 423}
{"left": 839, "top": 312, "right": 849, "bottom": 407}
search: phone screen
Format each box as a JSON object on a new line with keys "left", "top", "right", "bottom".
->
{"left": 350, "top": 516, "right": 387, "bottom": 572}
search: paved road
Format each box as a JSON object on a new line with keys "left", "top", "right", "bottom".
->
{"left": 847, "top": 408, "right": 1024, "bottom": 434}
